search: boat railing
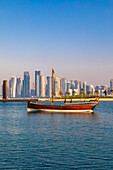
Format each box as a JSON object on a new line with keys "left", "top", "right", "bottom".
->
{"left": 66, "top": 98, "right": 99, "bottom": 105}
{"left": 66, "top": 101, "right": 98, "bottom": 105}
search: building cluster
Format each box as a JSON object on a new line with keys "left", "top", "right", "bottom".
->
{"left": 2, "top": 70, "right": 113, "bottom": 98}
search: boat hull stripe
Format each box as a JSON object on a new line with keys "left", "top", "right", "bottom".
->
{"left": 27, "top": 108, "right": 93, "bottom": 113}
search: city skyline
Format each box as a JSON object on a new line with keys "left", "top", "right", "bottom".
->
{"left": 0, "top": 0, "right": 113, "bottom": 93}
{"left": 1, "top": 69, "right": 112, "bottom": 97}
{"left": 0, "top": 68, "right": 113, "bottom": 95}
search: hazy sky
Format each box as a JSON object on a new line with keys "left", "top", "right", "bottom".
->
{"left": 0, "top": 0, "right": 113, "bottom": 94}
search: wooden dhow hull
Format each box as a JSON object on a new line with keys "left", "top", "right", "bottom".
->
{"left": 27, "top": 102, "right": 98, "bottom": 113}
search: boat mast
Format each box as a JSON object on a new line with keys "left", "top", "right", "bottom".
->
{"left": 52, "top": 68, "right": 54, "bottom": 104}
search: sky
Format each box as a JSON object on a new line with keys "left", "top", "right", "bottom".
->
{"left": 0, "top": 0, "right": 113, "bottom": 94}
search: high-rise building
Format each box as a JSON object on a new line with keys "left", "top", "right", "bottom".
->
{"left": 110, "top": 79, "right": 113, "bottom": 90}
{"left": 95, "top": 85, "right": 100, "bottom": 96}
{"left": 16, "top": 78, "right": 21, "bottom": 97}
{"left": 54, "top": 77, "right": 60, "bottom": 97}
{"left": 66, "top": 82, "right": 70, "bottom": 92}
{"left": 86, "top": 85, "right": 90, "bottom": 94}
{"left": 90, "top": 85, "right": 94, "bottom": 95}
{"left": 60, "top": 78, "right": 67, "bottom": 96}
{"left": 100, "top": 85, "right": 107, "bottom": 96}
{"left": 46, "top": 76, "right": 52, "bottom": 98}
{"left": 24, "top": 72, "right": 30, "bottom": 97}
{"left": 30, "top": 82, "right": 35, "bottom": 97}
{"left": 45, "top": 84, "right": 48, "bottom": 96}
{"left": 83, "top": 81, "right": 87, "bottom": 95}
{"left": 9, "top": 79, "right": 11, "bottom": 97}
{"left": 40, "top": 75, "right": 45, "bottom": 97}
{"left": 3, "top": 80, "right": 7, "bottom": 99}
{"left": 32, "top": 82, "right": 35, "bottom": 90}
{"left": 86, "top": 84, "right": 94, "bottom": 95}
{"left": 75, "top": 80, "right": 78, "bottom": 89}
{"left": 21, "top": 80, "right": 25, "bottom": 97}
{"left": 107, "top": 87, "right": 110, "bottom": 95}
{"left": 9, "top": 76, "right": 17, "bottom": 97}
{"left": 35, "top": 71, "right": 41, "bottom": 97}
{"left": 95, "top": 85, "right": 100, "bottom": 90}
{"left": 70, "top": 80, "right": 75, "bottom": 91}
{"left": 76, "top": 81, "right": 81, "bottom": 95}
{"left": 74, "top": 80, "right": 79, "bottom": 94}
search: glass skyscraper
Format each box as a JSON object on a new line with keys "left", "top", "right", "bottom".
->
{"left": 46, "top": 76, "right": 52, "bottom": 98}
{"left": 83, "top": 81, "right": 87, "bottom": 95}
{"left": 60, "top": 78, "right": 67, "bottom": 96}
{"left": 35, "top": 71, "right": 41, "bottom": 97}
{"left": 16, "top": 78, "right": 21, "bottom": 97}
{"left": 110, "top": 79, "right": 113, "bottom": 90}
{"left": 40, "top": 75, "right": 45, "bottom": 97}
{"left": 9, "top": 76, "right": 17, "bottom": 97}
{"left": 24, "top": 72, "right": 30, "bottom": 97}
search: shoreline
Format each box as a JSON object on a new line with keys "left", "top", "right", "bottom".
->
{"left": 53, "top": 98, "right": 113, "bottom": 102}
{"left": 0, "top": 97, "right": 113, "bottom": 102}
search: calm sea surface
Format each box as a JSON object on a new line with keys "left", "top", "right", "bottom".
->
{"left": 0, "top": 102, "right": 113, "bottom": 169}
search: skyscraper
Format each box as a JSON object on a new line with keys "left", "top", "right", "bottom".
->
{"left": 90, "top": 85, "right": 94, "bottom": 95}
{"left": 86, "top": 85, "right": 90, "bottom": 94}
{"left": 66, "top": 82, "right": 70, "bottom": 92}
{"left": 54, "top": 77, "right": 60, "bottom": 97}
{"left": 70, "top": 80, "right": 75, "bottom": 91}
{"left": 86, "top": 84, "right": 94, "bottom": 95}
{"left": 110, "top": 79, "right": 113, "bottom": 90}
{"left": 75, "top": 80, "right": 81, "bottom": 95}
{"left": 16, "top": 78, "right": 21, "bottom": 97}
{"left": 3, "top": 80, "right": 7, "bottom": 99}
{"left": 60, "top": 78, "right": 68, "bottom": 96}
{"left": 21, "top": 80, "right": 25, "bottom": 97}
{"left": 24, "top": 72, "right": 30, "bottom": 97}
{"left": 75, "top": 80, "right": 78, "bottom": 89}
{"left": 100, "top": 85, "right": 107, "bottom": 96}
{"left": 95, "top": 85, "right": 100, "bottom": 90}
{"left": 35, "top": 71, "right": 41, "bottom": 97}
{"left": 46, "top": 76, "right": 52, "bottom": 98}
{"left": 75, "top": 81, "right": 81, "bottom": 95}
{"left": 83, "top": 81, "right": 87, "bottom": 95}
{"left": 40, "top": 75, "right": 45, "bottom": 97}
{"left": 31, "top": 82, "right": 35, "bottom": 97}
{"left": 9, "top": 76, "right": 17, "bottom": 97}
{"left": 95, "top": 85, "right": 100, "bottom": 96}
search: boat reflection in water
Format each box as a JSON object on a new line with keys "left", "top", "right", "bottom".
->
{"left": 27, "top": 110, "right": 99, "bottom": 119}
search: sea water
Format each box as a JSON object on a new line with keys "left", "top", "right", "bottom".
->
{"left": 0, "top": 102, "right": 113, "bottom": 169}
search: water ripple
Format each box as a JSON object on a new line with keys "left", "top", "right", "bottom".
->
{"left": 0, "top": 102, "right": 113, "bottom": 169}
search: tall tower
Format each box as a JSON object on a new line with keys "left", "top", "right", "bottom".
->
{"left": 70, "top": 80, "right": 75, "bottom": 91}
{"left": 24, "top": 72, "right": 30, "bottom": 97}
{"left": 16, "top": 78, "right": 21, "bottom": 97}
{"left": 110, "top": 79, "right": 113, "bottom": 90}
{"left": 83, "top": 81, "right": 87, "bottom": 95}
{"left": 35, "top": 71, "right": 41, "bottom": 97}
{"left": 40, "top": 75, "right": 45, "bottom": 97}
{"left": 9, "top": 76, "right": 17, "bottom": 97}
{"left": 3, "top": 80, "right": 7, "bottom": 99}
{"left": 60, "top": 78, "right": 68, "bottom": 96}
{"left": 66, "top": 82, "right": 70, "bottom": 92}
{"left": 90, "top": 85, "right": 94, "bottom": 95}
{"left": 54, "top": 77, "right": 60, "bottom": 97}
{"left": 46, "top": 76, "right": 52, "bottom": 98}
{"left": 77, "top": 81, "right": 81, "bottom": 95}
{"left": 75, "top": 80, "right": 78, "bottom": 89}
{"left": 21, "top": 80, "right": 25, "bottom": 97}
